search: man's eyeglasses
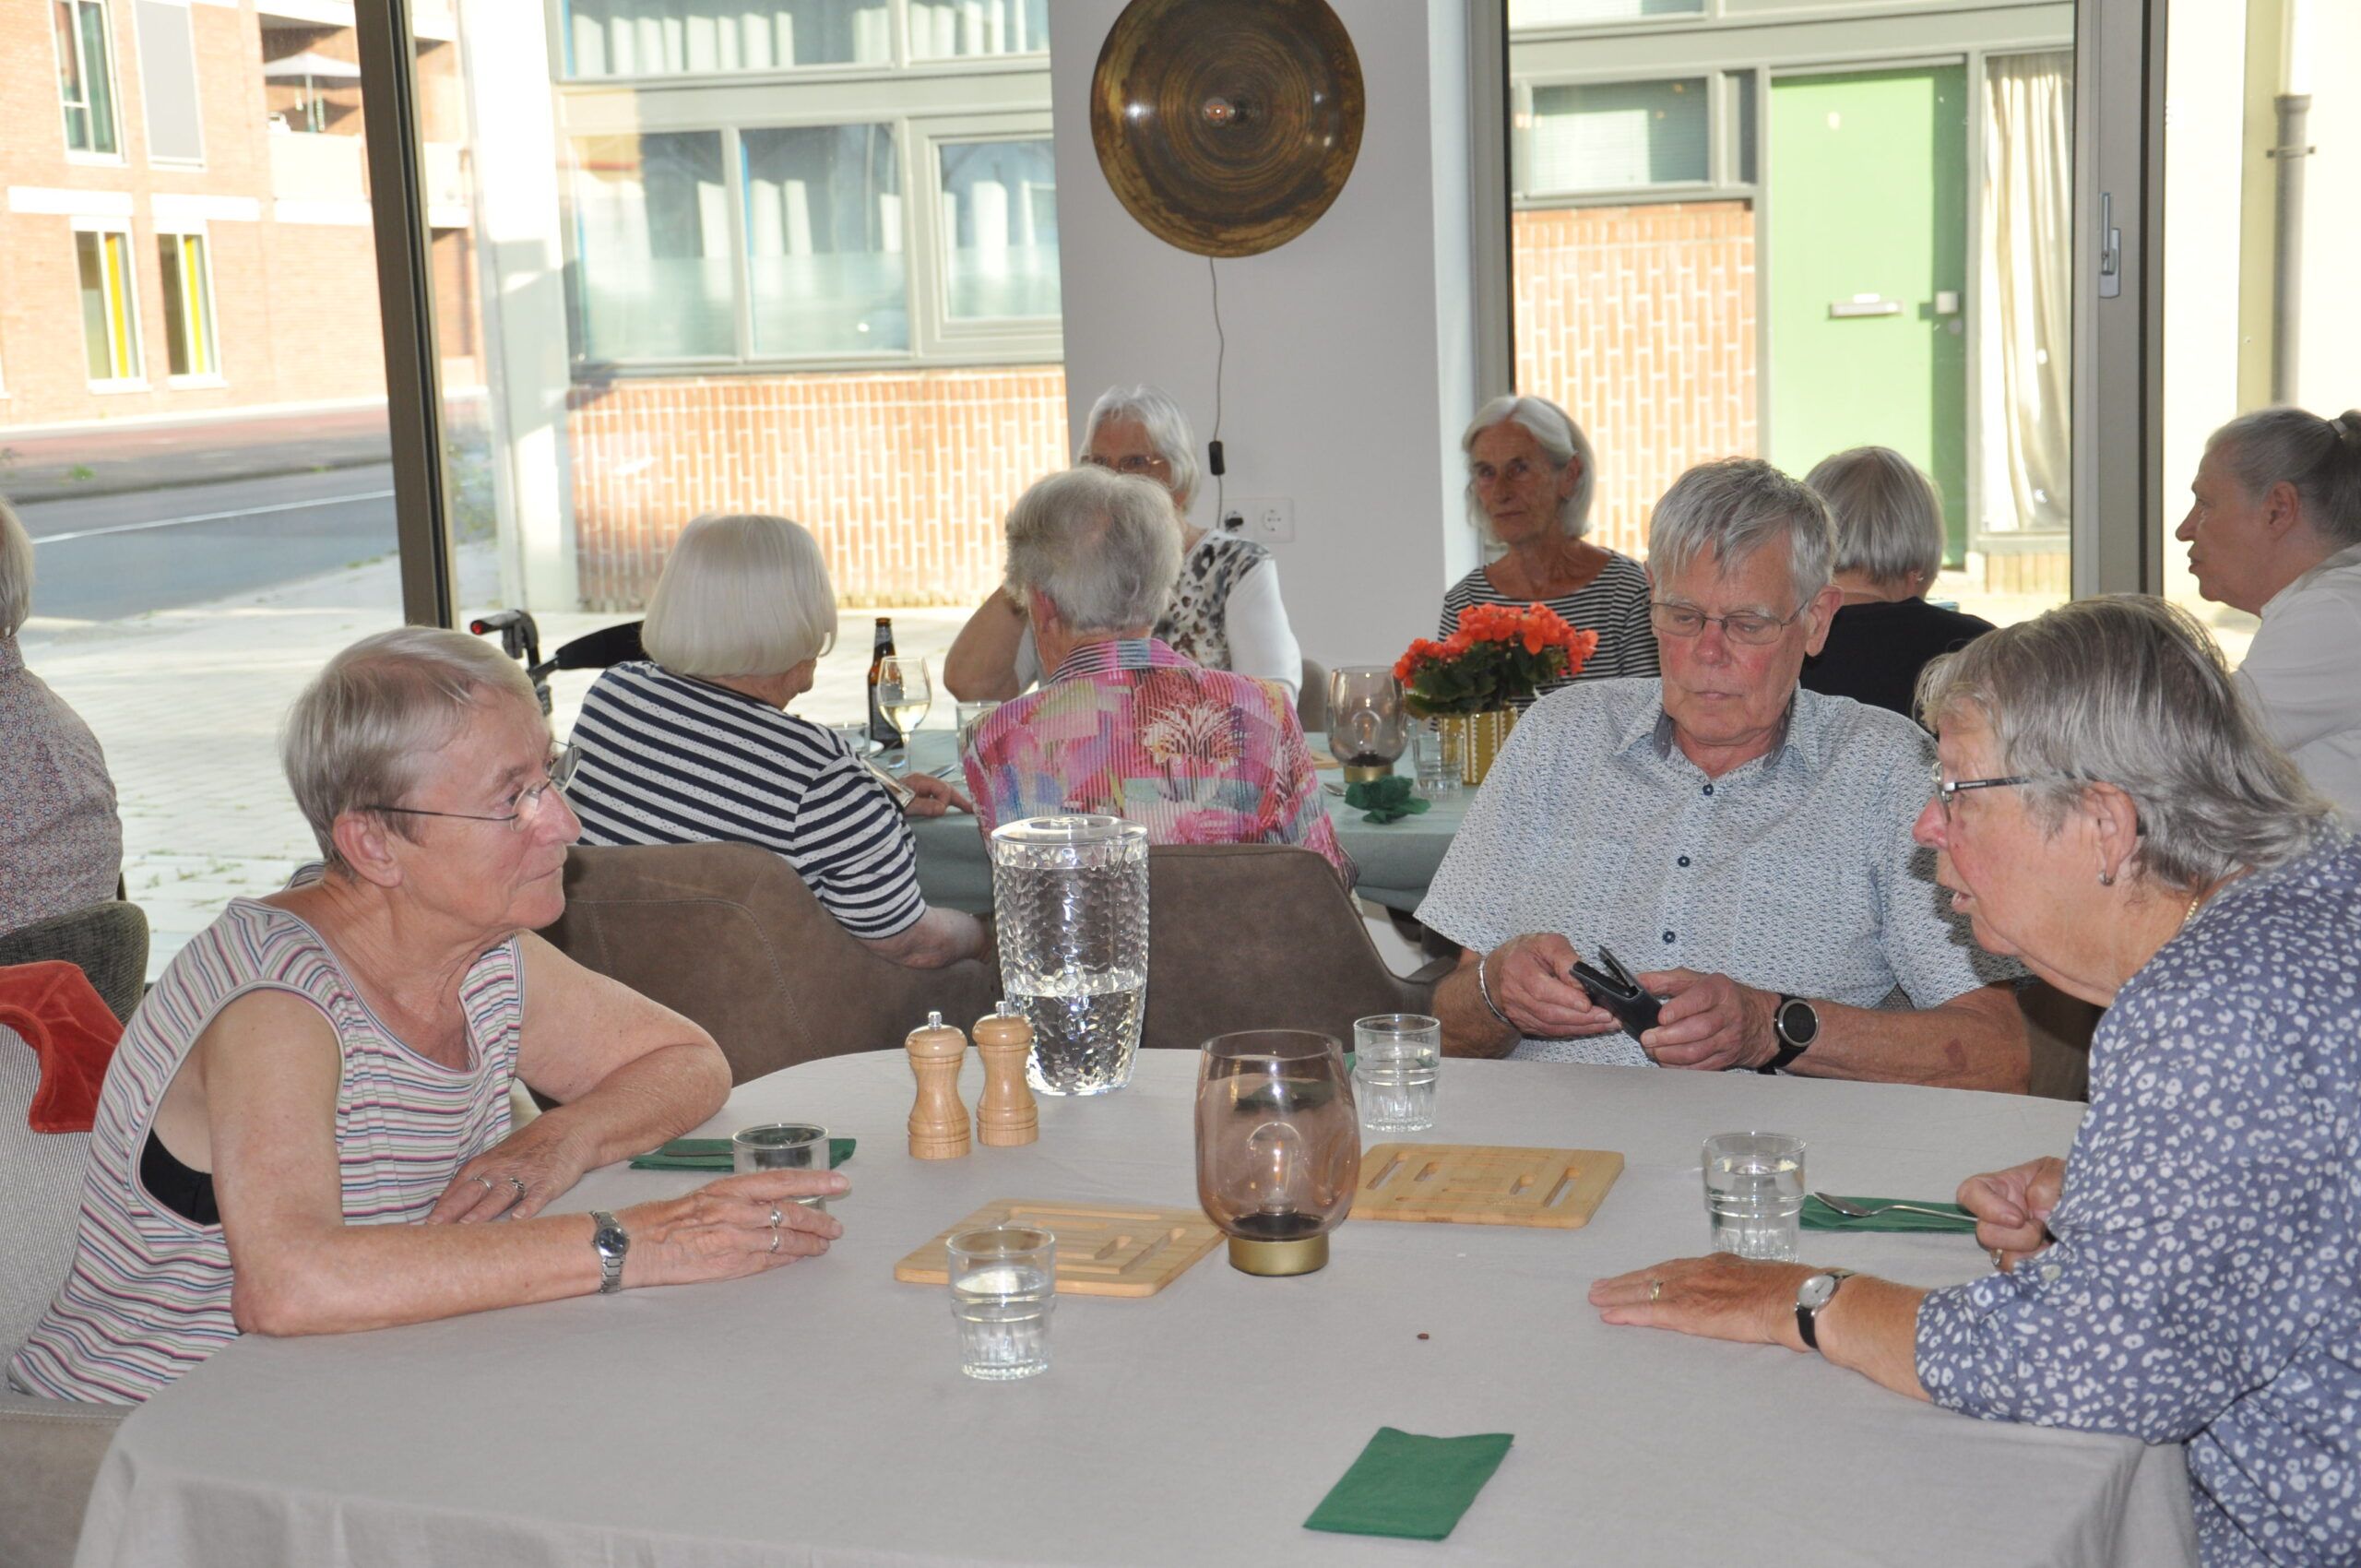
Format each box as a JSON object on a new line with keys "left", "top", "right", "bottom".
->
{"left": 1649, "top": 600, "right": 1808, "bottom": 647}
{"left": 1081, "top": 452, "right": 1168, "bottom": 477}
{"left": 368, "top": 743, "right": 579, "bottom": 833}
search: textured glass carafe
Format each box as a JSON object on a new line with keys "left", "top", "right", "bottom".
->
{"left": 989, "top": 815, "right": 1150, "bottom": 1095}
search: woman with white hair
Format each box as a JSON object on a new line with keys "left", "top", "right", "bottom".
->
{"left": 2174, "top": 405, "right": 2361, "bottom": 819}
{"left": 0, "top": 493, "right": 123, "bottom": 937}
{"left": 566, "top": 513, "right": 985, "bottom": 968}
{"left": 8, "top": 628, "right": 846, "bottom": 1406}
{"left": 943, "top": 384, "right": 1303, "bottom": 702}
{"left": 1593, "top": 597, "right": 2358, "bottom": 1566}
{"left": 1440, "top": 396, "right": 1657, "bottom": 701}
{"left": 1798, "top": 445, "right": 1994, "bottom": 719}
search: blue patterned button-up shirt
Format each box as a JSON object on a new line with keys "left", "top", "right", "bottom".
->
{"left": 1916, "top": 835, "right": 2361, "bottom": 1566}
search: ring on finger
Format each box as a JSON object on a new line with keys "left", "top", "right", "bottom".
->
{"left": 506, "top": 1175, "right": 528, "bottom": 1201}
{"left": 472, "top": 1174, "right": 495, "bottom": 1194}
{"left": 1648, "top": 1278, "right": 1663, "bottom": 1303}
{"left": 769, "top": 1206, "right": 784, "bottom": 1229}
{"left": 768, "top": 1229, "right": 781, "bottom": 1254}
{"left": 1989, "top": 1247, "right": 2008, "bottom": 1272}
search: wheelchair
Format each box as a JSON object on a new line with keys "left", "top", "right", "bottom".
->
{"left": 468, "top": 611, "right": 645, "bottom": 716}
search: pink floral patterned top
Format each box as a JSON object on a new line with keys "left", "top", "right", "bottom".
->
{"left": 960, "top": 638, "right": 1353, "bottom": 884}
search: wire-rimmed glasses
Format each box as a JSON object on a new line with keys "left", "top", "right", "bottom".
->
{"left": 1648, "top": 600, "right": 1809, "bottom": 647}
{"left": 367, "top": 742, "right": 579, "bottom": 831}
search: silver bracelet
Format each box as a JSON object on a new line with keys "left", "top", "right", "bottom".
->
{"left": 1475, "top": 946, "right": 1515, "bottom": 1032}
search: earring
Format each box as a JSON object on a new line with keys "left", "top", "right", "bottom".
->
{"left": 2097, "top": 870, "right": 2115, "bottom": 887}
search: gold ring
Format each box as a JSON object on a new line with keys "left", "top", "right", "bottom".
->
{"left": 1648, "top": 1278, "right": 1663, "bottom": 1303}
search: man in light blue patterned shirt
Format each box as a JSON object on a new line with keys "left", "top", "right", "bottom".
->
{"left": 1418, "top": 458, "right": 2027, "bottom": 1090}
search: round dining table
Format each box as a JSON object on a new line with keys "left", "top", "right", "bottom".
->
{"left": 73, "top": 1051, "right": 2196, "bottom": 1568}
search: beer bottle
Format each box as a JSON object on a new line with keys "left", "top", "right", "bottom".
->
{"left": 866, "top": 617, "right": 903, "bottom": 748}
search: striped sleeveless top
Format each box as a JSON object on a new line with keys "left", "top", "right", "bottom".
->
{"left": 6, "top": 899, "right": 521, "bottom": 1405}
{"left": 1439, "top": 551, "right": 1660, "bottom": 707}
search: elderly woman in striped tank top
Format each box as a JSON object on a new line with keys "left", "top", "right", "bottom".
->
{"left": 8, "top": 629, "right": 844, "bottom": 1406}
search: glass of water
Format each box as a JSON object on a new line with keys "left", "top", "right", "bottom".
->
{"left": 1702, "top": 1132, "right": 1806, "bottom": 1261}
{"left": 947, "top": 1225, "right": 1056, "bottom": 1382}
{"left": 1353, "top": 1013, "right": 1442, "bottom": 1133}
{"left": 1413, "top": 718, "right": 1460, "bottom": 800}
{"left": 732, "top": 1123, "right": 831, "bottom": 1213}
{"left": 955, "top": 699, "right": 1002, "bottom": 749}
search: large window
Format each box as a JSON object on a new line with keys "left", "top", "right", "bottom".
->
{"left": 75, "top": 226, "right": 143, "bottom": 385}
{"left": 159, "top": 231, "right": 222, "bottom": 380}
{"left": 570, "top": 131, "right": 735, "bottom": 361}
{"left": 938, "top": 137, "right": 1057, "bottom": 321}
{"left": 54, "top": 0, "right": 123, "bottom": 157}
{"left": 743, "top": 124, "right": 907, "bottom": 356}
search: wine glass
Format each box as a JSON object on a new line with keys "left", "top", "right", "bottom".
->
{"left": 876, "top": 656, "right": 932, "bottom": 775}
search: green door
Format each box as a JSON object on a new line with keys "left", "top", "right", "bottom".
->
{"left": 1767, "top": 67, "right": 1969, "bottom": 564}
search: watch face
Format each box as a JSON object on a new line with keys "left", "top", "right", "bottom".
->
{"left": 1779, "top": 998, "right": 1820, "bottom": 1047}
{"left": 1797, "top": 1272, "right": 1840, "bottom": 1311}
{"left": 595, "top": 1219, "right": 628, "bottom": 1257}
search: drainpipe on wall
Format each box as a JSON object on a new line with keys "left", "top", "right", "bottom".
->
{"left": 2268, "top": 0, "right": 2316, "bottom": 404}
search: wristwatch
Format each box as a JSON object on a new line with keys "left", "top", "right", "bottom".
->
{"left": 1758, "top": 994, "right": 1820, "bottom": 1074}
{"left": 1794, "top": 1268, "right": 1855, "bottom": 1352}
{"left": 590, "top": 1210, "right": 629, "bottom": 1294}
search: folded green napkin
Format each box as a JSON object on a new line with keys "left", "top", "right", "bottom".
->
{"left": 1343, "top": 776, "right": 1431, "bottom": 826}
{"left": 1304, "top": 1428, "right": 1514, "bottom": 1542}
{"left": 1800, "top": 1194, "right": 1975, "bottom": 1233}
{"left": 627, "top": 1137, "right": 855, "bottom": 1172}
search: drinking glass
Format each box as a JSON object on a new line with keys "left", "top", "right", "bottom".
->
{"left": 732, "top": 1123, "right": 831, "bottom": 1213}
{"left": 1413, "top": 717, "right": 1459, "bottom": 800}
{"left": 1353, "top": 1013, "right": 1441, "bottom": 1133}
{"left": 955, "top": 698, "right": 1002, "bottom": 749}
{"left": 947, "top": 1225, "right": 1056, "bottom": 1381}
{"left": 1702, "top": 1132, "right": 1806, "bottom": 1261}
{"left": 875, "top": 656, "right": 932, "bottom": 775}
{"left": 990, "top": 815, "right": 1150, "bottom": 1096}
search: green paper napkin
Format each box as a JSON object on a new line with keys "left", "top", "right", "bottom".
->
{"left": 1342, "top": 776, "right": 1432, "bottom": 826}
{"left": 1800, "top": 1194, "right": 1975, "bottom": 1233}
{"left": 1304, "top": 1427, "right": 1514, "bottom": 1542}
{"left": 627, "top": 1137, "right": 855, "bottom": 1172}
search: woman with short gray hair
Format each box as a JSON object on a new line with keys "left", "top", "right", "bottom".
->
{"left": 11, "top": 626, "right": 848, "bottom": 1406}
{"left": 567, "top": 512, "right": 985, "bottom": 968}
{"left": 1798, "top": 445, "right": 1995, "bottom": 719}
{"left": 1595, "top": 595, "right": 2359, "bottom": 1567}
{"left": 943, "top": 382, "right": 1303, "bottom": 703}
{"left": 1440, "top": 395, "right": 1656, "bottom": 703}
{"left": 960, "top": 467, "right": 1350, "bottom": 882}
{"left": 2173, "top": 404, "right": 2361, "bottom": 818}
{"left": 0, "top": 493, "right": 123, "bottom": 937}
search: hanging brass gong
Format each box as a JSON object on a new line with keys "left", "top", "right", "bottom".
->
{"left": 1089, "top": 0, "right": 1365, "bottom": 259}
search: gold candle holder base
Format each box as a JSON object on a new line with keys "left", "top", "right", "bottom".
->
{"left": 1339, "top": 764, "right": 1394, "bottom": 785}
{"left": 1227, "top": 1231, "right": 1330, "bottom": 1276}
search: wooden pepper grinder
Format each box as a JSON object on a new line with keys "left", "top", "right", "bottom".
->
{"left": 905, "top": 1011, "right": 970, "bottom": 1160}
{"left": 971, "top": 1003, "right": 1038, "bottom": 1148}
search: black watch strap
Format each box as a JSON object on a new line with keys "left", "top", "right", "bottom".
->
{"left": 1796, "top": 1269, "right": 1855, "bottom": 1352}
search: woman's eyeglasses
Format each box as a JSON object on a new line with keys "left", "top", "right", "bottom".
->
{"left": 1081, "top": 452, "right": 1169, "bottom": 477}
{"left": 367, "top": 743, "right": 579, "bottom": 833}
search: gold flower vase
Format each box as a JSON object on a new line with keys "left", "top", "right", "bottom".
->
{"left": 1446, "top": 707, "right": 1518, "bottom": 786}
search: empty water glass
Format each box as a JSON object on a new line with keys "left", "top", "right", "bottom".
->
{"left": 1702, "top": 1132, "right": 1806, "bottom": 1261}
{"left": 1413, "top": 718, "right": 1459, "bottom": 800}
{"left": 732, "top": 1123, "right": 831, "bottom": 1213}
{"left": 1354, "top": 1013, "right": 1442, "bottom": 1133}
{"left": 948, "top": 1226, "right": 1056, "bottom": 1382}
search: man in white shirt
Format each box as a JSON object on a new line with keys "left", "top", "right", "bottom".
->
{"left": 2175, "top": 406, "right": 2361, "bottom": 820}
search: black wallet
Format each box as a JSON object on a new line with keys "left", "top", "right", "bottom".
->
{"left": 1568, "top": 945, "right": 1662, "bottom": 1041}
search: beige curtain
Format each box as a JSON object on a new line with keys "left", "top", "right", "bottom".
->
{"left": 1980, "top": 53, "right": 2074, "bottom": 534}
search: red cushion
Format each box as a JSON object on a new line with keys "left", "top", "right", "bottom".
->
{"left": 0, "top": 960, "right": 125, "bottom": 1134}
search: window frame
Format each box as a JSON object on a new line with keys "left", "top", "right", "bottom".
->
{"left": 53, "top": 0, "right": 128, "bottom": 163}
{"left": 916, "top": 115, "right": 1060, "bottom": 357}
{"left": 1511, "top": 70, "right": 1735, "bottom": 205}
{"left": 133, "top": 0, "right": 208, "bottom": 170}
{"left": 158, "top": 225, "right": 225, "bottom": 384}
{"left": 72, "top": 217, "right": 148, "bottom": 390}
{"left": 550, "top": 0, "right": 1054, "bottom": 86}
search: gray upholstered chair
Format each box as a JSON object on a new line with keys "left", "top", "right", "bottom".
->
{"left": 1297, "top": 658, "right": 1328, "bottom": 732}
{"left": 1139, "top": 843, "right": 1451, "bottom": 1051}
{"left": 0, "top": 902, "right": 149, "bottom": 1026}
{"left": 540, "top": 842, "right": 1004, "bottom": 1085}
{"left": 1, "top": 1022, "right": 127, "bottom": 1568}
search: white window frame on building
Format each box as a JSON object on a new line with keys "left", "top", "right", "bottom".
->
{"left": 53, "top": 0, "right": 129, "bottom": 161}
{"left": 158, "top": 225, "right": 225, "bottom": 384}
{"left": 133, "top": 0, "right": 209, "bottom": 169}
{"left": 552, "top": 0, "right": 1049, "bottom": 82}
{"left": 1511, "top": 69, "right": 1756, "bottom": 207}
{"left": 72, "top": 217, "right": 148, "bottom": 390}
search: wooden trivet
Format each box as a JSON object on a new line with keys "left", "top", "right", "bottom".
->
{"left": 892, "top": 1198, "right": 1223, "bottom": 1298}
{"left": 1351, "top": 1143, "right": 1623, "bottom": 1229}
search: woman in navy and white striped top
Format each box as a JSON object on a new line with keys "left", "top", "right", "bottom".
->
{"left": 1442, "top": 396, "right": 1659, "bottom": 705}
{"left": 567, "top": 514, "right": 985, "bottom": 968}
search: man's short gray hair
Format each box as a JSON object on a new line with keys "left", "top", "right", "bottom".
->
{"left": 2206, "top": 406, "right": 2361, "bottom": 549}
{"left": 1462, "top": 394, "right": 1596, "bottom": 540}
{"left": 1917, "top": 595, "right": 2333, "bottom": 890}
{"left": 1646, "top": 457, "right": 1833, "bottom": 604}
{"left": 1003, "top": 466, "right": 1181, "bottom": 636}
{"left": 0, "top": 494, "right": 33, "bottom": 640}
{"left": 1079, "top": 384, "right": 1200, "bottom": 511}
{"left": 283, "top": 626, "right": 541, "bottom": 870}
{"left": 1807, "top": 446, "right": 1943, "bottom": 593}
{"left": 643, "top": 513, "right": 838, "bottom": 678}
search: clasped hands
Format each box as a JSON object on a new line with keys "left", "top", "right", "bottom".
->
{"left": 1484, "top": 932, "right": 1780, "bottom": 1071}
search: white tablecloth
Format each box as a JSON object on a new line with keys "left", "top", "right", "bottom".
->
{"left": 75, "top": 1053, "right": 2198, "bottom": 1568}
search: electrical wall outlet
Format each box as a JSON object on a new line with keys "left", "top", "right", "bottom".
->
{"left": 1230, "top": 497, "right": 1293, "bottom": 543}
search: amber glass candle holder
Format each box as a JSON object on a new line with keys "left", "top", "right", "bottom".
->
{"left": 1194, "top": 1030, "right": 1361, "bottom": 1277}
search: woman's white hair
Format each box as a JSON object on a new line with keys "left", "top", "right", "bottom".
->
{"left": 1003, "top": 466, "right": 1181, "bottom": 635}
{"left": 1079, "top": 384, "right": 1199, "bottom": 511}
{"left": 2206, "top": 406, "right": 2361, "bottom": 549}
{"left": 0, "top": 494, "right": 33, "bottom": 640}
{"left": 1807, "top": 446, "right": 1944, "bottom": 594}
{"left": 1917, "top": 595, "right": 2333, "bottom": 890}
{"left": 1462, "top": 395, "right": 1597, "bottom": 540}
{"left": 642, "top": 513, "right": 838, "bottom": 678}
{"left": 1646, "top": 457, "right": 1833, "bottom": 603}
{"left": 283, "top": 625, "right": 542, "bottom": 870}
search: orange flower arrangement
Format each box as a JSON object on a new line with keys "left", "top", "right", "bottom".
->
{"left": 1394, "top": 602, "right": 1599, "bottom": 716}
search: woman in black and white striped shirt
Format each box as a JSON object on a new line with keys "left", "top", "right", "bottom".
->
{"left": 567, "top": 514, "right": 986, "bottom": 968}
{"left": 1442, "top": 396, "right": 1658, "bottom": 705}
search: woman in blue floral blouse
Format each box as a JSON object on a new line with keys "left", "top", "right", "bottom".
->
{"left": 1591, "top": 596, "right": 2358, "bottom": 1567}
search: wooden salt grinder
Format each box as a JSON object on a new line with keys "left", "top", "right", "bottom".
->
{"left": 971, "top": 1004, "right": 1038, "bottom": 1147}
{"left": 905, "top": 1011, "right": 971, "bottom": 1159}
